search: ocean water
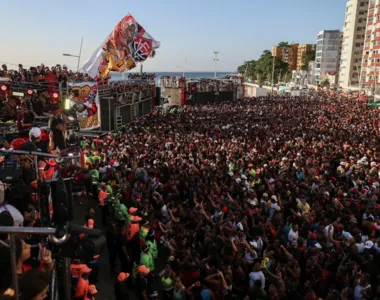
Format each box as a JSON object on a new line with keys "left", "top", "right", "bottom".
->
{"left": 111, "top": 71, "right": 235, "bottom": 83}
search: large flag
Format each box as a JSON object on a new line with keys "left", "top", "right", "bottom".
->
{"left": 82, "top": 14, "right": 160, "bottom": 80}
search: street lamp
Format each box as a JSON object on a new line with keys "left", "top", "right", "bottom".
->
{"left": 63, "top": 37, "right": 84, "bottom": 72}
{"left": 213, "top": 51, "right": 219, "bottom": 80}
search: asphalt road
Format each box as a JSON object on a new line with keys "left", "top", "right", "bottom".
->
{"left": 72, "top": 194, "right": 165, "bottom": 300}
{"left": 72, "top": 194, "right": 120, "bottom": 300}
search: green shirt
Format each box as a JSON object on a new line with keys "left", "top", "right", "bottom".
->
{"left": 146, "top": 240, "right": 158, "bottom": 259}
{"left": 80, "top": 140, "right": 87, "bottom": 150}
{"left": 106, "top": 185, "right": 113, "bottom": 195}
{"left": 90, "top": 169, "right": 99, "bottom": 182}
{"left": 140, "top": 252, "right": 154, "bottom": 271}
{"left": 139, "top": 226, "right": 149, "bottom": 241}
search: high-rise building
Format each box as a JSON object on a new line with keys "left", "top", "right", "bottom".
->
{"left": 272, "top": 44, "right": 299, "bottom": 70}
{"left": 315, "top": 30, "right": 342, "bottom": 83}
{"left": 360, "top": 0, "right": 380, "bottom": 93}
{"left": 296, "top": 44, "right": 316, "bottom": 71}
{"left": 272, "top": 46, "right": 282, "bottom": 57}
{"left": 286, "top": 44, "right": 299, "bottom": 70}
{"left": 339, "top": 0, "right": 369, "bottom": 88}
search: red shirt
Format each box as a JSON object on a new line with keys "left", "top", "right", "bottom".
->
{"left": 22, "top": 260, "right": 45, "bottom": 274}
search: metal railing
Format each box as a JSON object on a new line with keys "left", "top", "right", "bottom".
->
{"left": 0, "top": 227, "right": 56, "bottom": 299}
{"left": 0, "top": 224, "right": 102, "bottom": 300}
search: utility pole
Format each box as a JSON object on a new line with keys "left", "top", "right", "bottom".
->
{"left": 77, "top": 37, "right": 84, "bottom": 72}
{"left": 213, "top": 51, "right": 219, "bottom": 80}
{"left": 271, "top": 56, "right": 275, "bottom": 94}
{"left": 183, "top": 58, "right": 187, "bottom": 77}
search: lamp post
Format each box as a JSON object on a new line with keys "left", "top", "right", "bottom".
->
{"left": 271, "top": 55, "right": 275, "bottom": 94}
{"left": 63, "top": 37, "right": 83, "bottom": 72}
{"left": 213, "top": 51, "right": 219, "bottom": 80}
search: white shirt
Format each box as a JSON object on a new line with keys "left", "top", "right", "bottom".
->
{"left": 323, "top": 225, "right": 334, "bottom": 247}
{"left": 288, "top": 229, "right": 299, "bottom": 246}
{"left": 249, "top": 271, "right": 265, "bottom": 289}
{"left": 244, "top": 249, "right": 257, "bottom": 264}
{"left": 0, "top": 204, "right": 24, "bottom": 227}
{"left": 355, "top": 243, "right": 365, "bottom": 253}
{"left": 354, "top": 281, "right": 371, "bottom": 300}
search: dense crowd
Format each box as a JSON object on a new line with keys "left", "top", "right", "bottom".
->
{"left": 1, "top": 94, "right": 380, "bottom": 299}
{"left": 160, "top": 76, "right": 240, "bottom": 92}
{"left": 128, "top": 73, "right": 156, "bottom": 80}
{"left": 0, "top": 63, "right": 92, "bottom": 84}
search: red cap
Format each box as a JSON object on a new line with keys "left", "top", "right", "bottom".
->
{"left": 117, "top": 272, "right": 130, "bottom": 282}
{"left": 129, "top": 207, "right": 138, "bottom": 214}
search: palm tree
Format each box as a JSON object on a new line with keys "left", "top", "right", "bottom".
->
{"left": 278, "top": 42, "right": 290, "bottom": 47}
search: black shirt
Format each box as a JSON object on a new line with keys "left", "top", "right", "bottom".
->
{"left": 22, "top": 111, "right": 35, "bottom": 126}
{"left": 114, "top": 281, "right": 130, "bottom": 300}
{"left": 49, "top": 116, "right": 66, "bottom": 150}
{"left": 135, "top": 276, "right": 149, "bottom": 299}
{"left": 32, "top": 100, "right": 44, "bottom": 116}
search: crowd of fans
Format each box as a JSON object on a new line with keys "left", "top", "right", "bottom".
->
{"left": 0, "top": 64, "right": 157, "bottom": 84}
{"left": 108, "top": 81, "right": 154, "bottom": 94}
{"left": 160, "top": 76, "right": 241, "bottom": 93}
{"left": 1, "top": 94, "right": 380, "bottom": 299}
{"left": 0, "top": 63, "right": 92, "bottom": 84}
{"left": 128, "top": 73, "right": 156, "bottom": 80}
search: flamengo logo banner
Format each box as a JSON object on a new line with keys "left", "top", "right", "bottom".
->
{"left": 82, "top": 14, "right": 160, "bottom": 80}
{"left": 69, "top": 82, "right": 101, "bottom": 130}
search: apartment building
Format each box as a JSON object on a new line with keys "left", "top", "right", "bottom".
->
{"left": 272, "top": 46, "right": 282, "bottom": 57}
{"left": 339, "top": 0, "right": 369, "bottom": 88}
{"left": 272, "top": 44, "right": 299, "bottom": 70}
{"left": 360, "top": 0, "right": 380, "bottom": 93}
{"left": 315, "top": 30, "right": 342, "bottom": 83}
{"left": 296, "top": 44, "right": 316, "bottom": 70}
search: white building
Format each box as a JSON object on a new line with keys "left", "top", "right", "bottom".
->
{"left": 315, "top": 30, "right": 342, "bottom": 84}
{"left": 308, "top": 61, "right": 316, "bottom": 85}
{"left": 360, "top": 0, "right": 380, "bottom": 93}
{"left": 339, "top": 0, "right": 369, "bottom": 88}
{"left": 291, "top": 70, "right": 308, "bottom": 87}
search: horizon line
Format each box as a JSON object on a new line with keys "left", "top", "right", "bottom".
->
{"left": 120, "top": 71, "right": 238, "bottom": 73}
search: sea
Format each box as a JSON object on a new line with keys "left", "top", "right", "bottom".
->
{"left": 111, "top": 71, "right": 236, "bottom": 84}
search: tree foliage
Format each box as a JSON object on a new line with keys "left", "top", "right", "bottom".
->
{"left": 277, "top": 41, "right": 290, "bottom": 47}
{"left": 320, "top": 78, "right": 330, "bottom": 88}
{"left": 237, "top": 60, "right": 257, "bottom": 82}
{"left": 237, "top": 49, "right": 292, "bottom": 84}
{"left": 237, "top": 49, "right": 291, "bottom": 84}
{"left": 301, "top": 50, "right": 316, "bottom": 71}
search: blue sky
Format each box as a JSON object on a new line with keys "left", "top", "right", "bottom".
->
{"left": 0, "top": 0, "right": 346, "bottom": 72}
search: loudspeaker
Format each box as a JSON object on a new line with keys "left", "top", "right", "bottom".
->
{"left": 51, "top": 179, "right": 74, "bottom": 225}
{"left": 0, "top": 159, "right": 22, "bottom": 183}
{"left": 155, "top": 87, "right": 161, "bottom": 106}
{"left": 99, "top": 97, "right": 116, "bottom": 131}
